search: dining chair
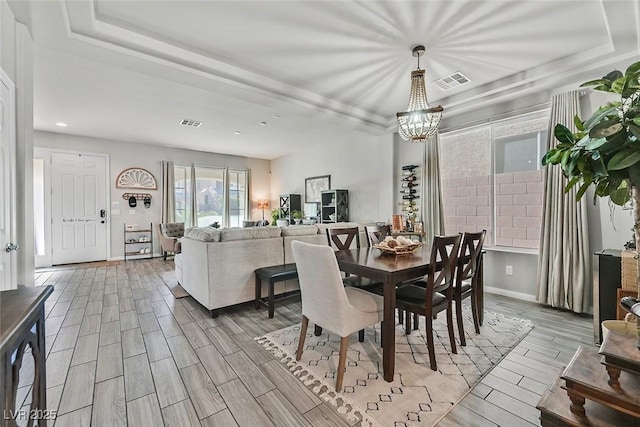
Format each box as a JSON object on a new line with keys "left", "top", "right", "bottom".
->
{"left": 291, "top": 240, "right": 384, "bottom": 392}
{"left": 364, "top": 224, "right": 391, "bottom": 246}
{"left": 326, "top": 227, "right": 380, "bottom": 290}
{"left": 454, "top": 230, "right": 486, "bottom": 346}
{"left": 389, "top": 234, "right": 462, "bottom": 371}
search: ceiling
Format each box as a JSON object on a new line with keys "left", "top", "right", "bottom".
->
{"left": 12, "top": 0, "right": 640, "bottom": 159}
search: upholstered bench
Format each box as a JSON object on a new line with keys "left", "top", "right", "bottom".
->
{"left": 254, "top": 264, "right": 298, "bottom": 318}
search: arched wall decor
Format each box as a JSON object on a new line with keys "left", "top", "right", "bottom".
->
{"left": 116, "top": 168, "right": 157, "bottom": 190}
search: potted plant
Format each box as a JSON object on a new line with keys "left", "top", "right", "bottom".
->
{"left": 271, "top": 208, "right": 280, "bottom": 226}
{"left": 542, "top": 61, "right": 640, "bottom": 313}
{"left": 292, "top": 210, "right": 303, "bottom": 225}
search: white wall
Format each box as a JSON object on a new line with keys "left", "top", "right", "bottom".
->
{"left": 35, "top": 131, "right": 271, "bottom": 260}
{"left": 1, "top": 1, "right": 34, "bottom": 285}
{"left": 270, "top": 132, "right": 394, "bottom": 223}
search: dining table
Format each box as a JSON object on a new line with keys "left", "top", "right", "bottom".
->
{"left": 334, "top": 245, "right": 485, "bottom": 382}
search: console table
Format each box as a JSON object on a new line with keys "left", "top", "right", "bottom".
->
{"left": 1, "top": 285, "right": 53, "bottom": 427}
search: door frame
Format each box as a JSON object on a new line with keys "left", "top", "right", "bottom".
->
{"left": 35, "top": 148, "right": 111, "bottom": 266}
{"left": 0, "top": 66, "right": 17, "bottom": 287}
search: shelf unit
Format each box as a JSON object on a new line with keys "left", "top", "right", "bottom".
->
{"left": 400, "top": 165, "right": 419, "bottom": 230}
{"left": 124, "top": 223, "right": 153, "bottom": 261}
{"left": 321, "top": 189, "right": 348, "bottom": 223}
{"left": 279, "top": 194, "right": 301, "bottom": 225}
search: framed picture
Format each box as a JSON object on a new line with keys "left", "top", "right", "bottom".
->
{"left": 305, "top": 175, "right": 331, "bottom": 203}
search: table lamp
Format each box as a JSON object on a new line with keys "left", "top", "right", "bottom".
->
{"left": 257, "top": 199, "right": 269, "bottom": 221}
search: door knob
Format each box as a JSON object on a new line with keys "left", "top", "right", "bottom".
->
{"left": 5, "top": 243, "right": 19, "bottom": 253}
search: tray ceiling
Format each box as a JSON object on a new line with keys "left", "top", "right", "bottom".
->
{"left": 18, "top": 0, "right": 640, "bottom": 159}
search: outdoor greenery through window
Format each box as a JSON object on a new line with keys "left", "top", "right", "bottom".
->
{"left": 174, "top": 164, "right": 247, "bottom": 228}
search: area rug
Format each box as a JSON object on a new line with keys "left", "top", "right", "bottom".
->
{"left": 256, "top": 307, "right": 533, "bottom": 427}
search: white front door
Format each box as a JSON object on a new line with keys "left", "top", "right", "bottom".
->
{"left": 51, "top": 152, "right": 108, "bottom": 265}
{"left": 0, "top": 69, "right": 16, "bottom": 289}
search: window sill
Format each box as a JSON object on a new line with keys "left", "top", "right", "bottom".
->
{"left": 484, "top": 246, "right": 539, "bottom": 255}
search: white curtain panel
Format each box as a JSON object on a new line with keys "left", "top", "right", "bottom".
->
{"left": 536, "top": 91, "right": 591, "bottom": 313}
{"left": 422, "top": 133, "right": 445, "bottom": 243}
{"left": 160, "top": 161, "right": 175, "bottom": 223}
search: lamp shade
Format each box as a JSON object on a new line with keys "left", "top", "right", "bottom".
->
{"left": 257, "top": 199, "right": 269, "bottom": 209}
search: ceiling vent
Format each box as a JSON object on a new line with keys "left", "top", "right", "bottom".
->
{"left": 434, "top": 72, "right": 471, "bottom": 91}
{"left": 179, "top": 119, "right": 202, "bottom": 128}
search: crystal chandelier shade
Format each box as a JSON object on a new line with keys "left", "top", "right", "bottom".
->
{"left": 396, "top": 46, "right": 443, "bottom": 142}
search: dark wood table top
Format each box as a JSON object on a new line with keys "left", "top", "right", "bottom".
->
{"left": 0, "top": 286, "right": 53, "bottom": 352}
{"left": 335, "top": 245, "right": 432, "bottom": 278}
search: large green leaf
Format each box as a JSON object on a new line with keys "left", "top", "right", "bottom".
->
{"left": 583, "top": 137, "right": 608, "bottom": 150}
{"left": 611, "top": 77, "right": 626, "bottom": 94}
{"left": 610, "top": 186, "right": 630, "bottom": 206}
{"left": 589, "top": 120, "right": 623, "bottom": 138}
{"left": 629, "top": 163, "right": 640, "bottom": 187}
{"left": 576, "top": 180, "right": 591, "bottom": 201}
{"left": 573, "top": 115, "right": 585, "bottom": 131}
{"left": 607, "top": 149, "right": 640, "bottom": 170}
{"left": 583, "top": 106, "right": 618, "bottom": 130}
{"left": 580, "top": 78, "right": 610, "bottom": 88}
{"left": 604, "top": 70, "right": 623, "bottom": 82}
{"left": 554, "top": 124, "right": 575, "bottom": 144}
{"left": 564, "top": 176, "right": 581, "bottom": 193}
{"left": 625, "top": 61, "right": 640, "bottom": 77}
{"left": 630, "top": 124, "right": 640, "bottom": 140}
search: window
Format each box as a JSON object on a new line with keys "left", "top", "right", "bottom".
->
{"left": 173, "top": 165, "right": 247, "bottom": 228}
{"left": 439, "top": 113, "right": 548, "bottom": 250}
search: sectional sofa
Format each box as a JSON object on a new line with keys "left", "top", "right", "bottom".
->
{"left": 175, "top": 223, "right": 367, "bottom": 316}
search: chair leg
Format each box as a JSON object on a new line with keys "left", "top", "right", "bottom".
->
{"left": 456, "top": 296, "right": 466, "bottom": 347}
{"left": 447, "top": 304, "right": 457, "bottom": 355}
{"left": 314, "top": 325, "right": 323, "bottom": 336}
{"left": 335, "top": 336, "right": 350, "bottom": 392}
{"left": 413, "top": 313, "right": 419, "bottom": 331}
{"left": 471, "top": 294, "right": 480, "bottom": 334}
{"left": 404, "top": 310, "right": 411, "bottom": 335}
{"left": 358, "top": 329, "right": 365, "bottom": 342}
{"left": 163, "top": 251, "right": 167, "bottom": 261}
{"left": 296, "top": 316, "right": 309, "bottom": 361}
{"left": 397, "top": 308, "right": 404, "bottom": 324}
{"left": 426, "top": 316, "right": 437, "bottom": 371}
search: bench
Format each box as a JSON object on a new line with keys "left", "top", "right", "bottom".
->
{"left": 254, "top": 263, "right": 299, "bottom": 318}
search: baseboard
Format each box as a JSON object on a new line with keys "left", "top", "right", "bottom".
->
{"left": 111, "top": 253, "right": 162, "bottom": 261}
{"left": 484, "top": 286, "right": 538, "bottom": 303}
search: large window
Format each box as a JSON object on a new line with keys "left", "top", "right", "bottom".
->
{"left": 174, "top": 164, "right": 247, "bottom": 228}
{"left": 439, "top": 113, "right": 548, "bottom": 250}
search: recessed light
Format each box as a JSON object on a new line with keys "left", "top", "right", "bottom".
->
{"left": 234, "top": 131, "right": 241, "bottom": 135}
{"left": 272, "top": 115, "right": 280, "bottom": 119}
{"left": 259, "top": 121, "right": 267, "bottom": 126}
{"left": 56, "top": 122, "right": 68, "bottom": 127}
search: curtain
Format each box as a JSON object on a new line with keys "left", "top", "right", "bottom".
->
{"left": 245, "top": 169, "right": 251, "bottom": 222}
{"left": 160, "top": 161, "right": 175, "bottom": 223}
{"left": 536, "top": 91, "right": 591, "bottom": 313}
{"left": 422, "top": 133, "right": 445, "bottom": 243}
{"left": 189, "top": 165, "right": 198, "bottom": 227}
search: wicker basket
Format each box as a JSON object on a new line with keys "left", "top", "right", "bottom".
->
{"left": 621, "top": 249, "right": 638, "bottom": 291}
{"left": 373, "top": 243, "right": 422, "bottom": 255}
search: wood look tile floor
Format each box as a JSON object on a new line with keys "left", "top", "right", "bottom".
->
{"left": 28, "top": 259, "right": 594, "bottom": 426}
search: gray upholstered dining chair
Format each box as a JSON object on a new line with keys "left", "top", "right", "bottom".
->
{"left": 291, "top": 240, "right": 384, "bottom": 392}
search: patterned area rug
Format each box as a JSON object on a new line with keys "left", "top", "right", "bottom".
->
{"left": 256, "top": 307, "right": 533, "bottom": 427}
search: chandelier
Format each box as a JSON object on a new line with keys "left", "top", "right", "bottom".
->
{"left": 396, "top": 45, "right": 443, "bottom": 142}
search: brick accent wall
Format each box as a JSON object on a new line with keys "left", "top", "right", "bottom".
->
{"left": 495, "top": 170, "right": 543, "bottom": 248}
{"left": 442, "top": 175, "right": 492, "bottom": 241}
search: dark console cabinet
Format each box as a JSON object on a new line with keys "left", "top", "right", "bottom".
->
{"left": 593, "top": 249, "right": 622, "bottom": 344}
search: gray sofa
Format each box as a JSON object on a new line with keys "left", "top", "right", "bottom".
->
{"left": 176, "top": 222, "right": 366, "bottom": 316}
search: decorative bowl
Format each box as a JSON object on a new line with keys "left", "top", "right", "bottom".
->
{"left": 373, "top": 242, "right": 423, "bottom": 255}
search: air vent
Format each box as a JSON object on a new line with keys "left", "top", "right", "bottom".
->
{"left": 434, "top": 72, "right": 471, "bottom": 91}
{"left": 179, "top": 119, "right": 202, "bottom": 128}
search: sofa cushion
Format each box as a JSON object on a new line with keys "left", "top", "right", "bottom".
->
{"left": 280, "top": 225, "right": 319, "bottom": 236}
{"left": 220, "top": 226, "right": 282, "bottom": 241}
{"left": 184, "top": 227, "right": 221, "bottom": 242}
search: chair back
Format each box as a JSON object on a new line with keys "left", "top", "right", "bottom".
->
{"left": 291, "top": 241, "right": 357, "bottom": 333}
{"left": 364, "top": 225, "right": 390, "bottom": 246}
{"left": 326, "top": 227, "right": 360, "bottom": 250}
{"left": 160, "top": 222, "right": 184, "bottom": 238}
{"left": 457, "top": 230, "right": 486, "bottom": 285}
{"left": 427, "top": 234, "right": 462, "bottom": 296}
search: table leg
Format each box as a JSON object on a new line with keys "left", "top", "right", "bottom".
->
{"left": 268, "top": 279, "right": 275, "bottom": 319}
{"left": 255, "top": 275, "right": 262, "bottom": 310}
{"left": 382, "top": 275, "right": 395, "bottom": 382}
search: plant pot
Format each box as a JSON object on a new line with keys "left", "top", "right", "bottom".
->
{"left": 601, "top": 320, "right": 639, "bottom": 344}
{"left": 276, "top": 219, "right": 289, "bottom": 227}
{"left": 294, "top": 219, "right": 302, "bottom": 225}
